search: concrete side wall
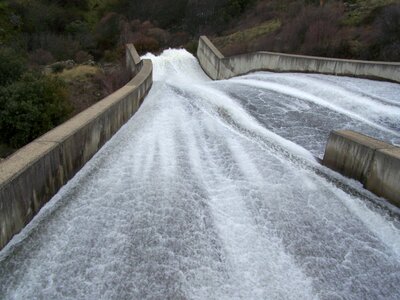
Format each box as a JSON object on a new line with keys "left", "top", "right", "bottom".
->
{"left": 126, "top": 44, "right": 142, "bottom": 76}
{"left": 366, "top": 148, "right": 400, "bottom": 206}
{"left": 322, "top": 130, "right": 400, "bottom": 207}
{"left": 197, "top": 36, "right": 222, "bottom": 80}
{"left": 197, "top": 36, "right": 400, "bottom": 83}
{"left": 0, "top": 44, "right": 153, "bottom": 250}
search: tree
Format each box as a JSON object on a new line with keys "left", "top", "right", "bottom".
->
{"left": 0, "top": 73, "right": 71, "bottom": 147}
{"left": 0, "top": 47, "right": 26, "bottom": 86}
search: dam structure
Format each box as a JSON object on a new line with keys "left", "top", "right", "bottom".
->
{"left": 1, "top": 48, "right": 400, "bottom": 299}
{"left": 197, "top": 35, "right": 400, "bottom": 206}
{"left": 197, "top": 35, "right": 400, "bottom": 82}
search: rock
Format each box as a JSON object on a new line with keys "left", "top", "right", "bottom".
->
{"left": 65, "top": 60, "right": 75, "bottom": 69}
{"left": 83, "top": 60, "right": 96, "bottom": 66}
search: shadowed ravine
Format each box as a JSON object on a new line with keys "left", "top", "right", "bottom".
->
{"left": 1, "top": 49, "right": 400, "bottom": 299}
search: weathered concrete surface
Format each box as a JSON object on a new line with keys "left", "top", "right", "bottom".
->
{"left": 197, "top": 36, "right": 226, "bottom": 80}
{"left": 322, "top": 131, "right": 392, "bottom": 184}
{"left": 366, "top": 148, "right": 400, "bottom": 207}
{"left": 323, "top": 130, "right": 400, "bottom": 207}
{"left": 126, "top": 44, "right": 142, "bottom": 76}
{"left": 0, "top": 44, "right": 153, "bottom": 250}
{"left": 197, "top": 36, "right": 400, "bottom": 83}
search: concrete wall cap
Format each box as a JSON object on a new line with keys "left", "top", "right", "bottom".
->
{"left": 333, "top": 130, "right": 395, "bottom": 150}
{"left": 252, "top": 51, "right": 400, "bottom": 66}
{"left": 377, "top": 147, "right": 400, "bottom": 159}
{"left": 197, "top": 36, "right": 400, "bottom": 82}
{"left": 199, "top": 36, "right": 225, "bottom": 59}
{"left": 0, "top": 141, "right": 57, "bottom": 185}
{"left": 126, "top": 44, "right": 141, "bottom": 65}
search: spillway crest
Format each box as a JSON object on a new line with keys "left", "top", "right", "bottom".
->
{"left": 1, "top": 49, "right": 400, "bottom": 299}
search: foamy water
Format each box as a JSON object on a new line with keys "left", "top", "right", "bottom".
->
{"left": 1, "top": 49, "right": 399, "bottom": 299}
{"left": 220, "top": 72, "right": 400, "bottom": 156}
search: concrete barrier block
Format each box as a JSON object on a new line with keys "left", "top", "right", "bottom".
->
{"left": 197, "top": 36, "right": 224, "bottom": 80}
{"left": 322, "top": 130, "right": 391, "bottom": 184}
{"left": 323, "top": 130, "right": 400, "bottom": 207}
{"left": 366, "top": 148, "right": 400, "bottom": 207}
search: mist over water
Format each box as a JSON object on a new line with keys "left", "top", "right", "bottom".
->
{"left": 1, "top": 49, "right": 400, "bottom": 299}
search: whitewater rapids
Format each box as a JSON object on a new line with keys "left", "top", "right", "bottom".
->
{"left": 0, "top": 49, "right": 400, "bottom": 299}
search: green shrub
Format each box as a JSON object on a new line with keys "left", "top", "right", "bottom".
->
{"left": 0, "top": 73, "right": 71, "bottom": 148}
{"left": 221, "top": 0, "right": 254, "bottom": 22}
{"left": 376, "top": 3, "right": 400, "bottom": 61}
{"left": 0, "top": 47, "right": 26, "bottom": 86}
{"left": 184, "top": 40, "right": 198, "bottom": 55}
{"left": 51, "top": 62, "right": 65, "bottom": 73}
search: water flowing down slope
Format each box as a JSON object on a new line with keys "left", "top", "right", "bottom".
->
{"left": 1, "top": 50, "right": 400, "bottom": 299}
{"left": 218, "top": 72, "right": 400, "bottom": 157}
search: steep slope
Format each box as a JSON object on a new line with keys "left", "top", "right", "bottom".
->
{"left": 212, "top": 0, "right": 400, "bottom": 61}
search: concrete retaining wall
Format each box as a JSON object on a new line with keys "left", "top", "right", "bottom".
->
{"left": 0, "top": 44, "right": 153, "bottom": 250}
{"left": 197, "top": 35, "right": 228, "bottom": 79}
{"left": 323, "top": 130, "right": 400, "bottom": 207}
{"left": 197, "top": 36, "right": 400, "bottom": 82}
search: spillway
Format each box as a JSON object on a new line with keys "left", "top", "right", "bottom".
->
{"left": 1, "top": 49, "right": 400, "bottom": 299}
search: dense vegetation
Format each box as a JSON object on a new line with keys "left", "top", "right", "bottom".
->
{"left": 0, "top": 0, "right": 256, "bottom": 63}
{"left": 1, "top": 0, "right": 398, "bottom": 70}
{"left": 214, "top": 0, "right": 400, "bottom": 60}
{"left": 0, "top": 0, "right": 399, "bottom": 157}
{"left": 0, "top": 47, "right": 71, "bottom": 156}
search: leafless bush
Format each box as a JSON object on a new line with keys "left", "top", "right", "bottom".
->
{"left": 223, "top": 42, "right": 249, "bottom": 56}
{"left": 29, "top": 48, "right": 55, "bottom": 66}
{"left": 169, "top": 32, "right": 190, "bottom": 48}
{"left": 130, "top": 19, "right": 142, "bottom": 31}
{"left": 30, "top": 33, "right": 80, "bottom": 61}
{"left": 136, "top": 37, "right": 160, "bottom": 53}
{"left": 375, "top": 3, "right": 400, "bottom": 61}
{"left": 274, "top": 2, "right": 344, "bottom": 56}
{"left": 95, "top": 61, "right": 131, "bottom": 94}
{"left": 147, "top": 28, "right": 171, "bottom": 47}
{"left": 75, "top": 51, "right": 94, "bottom": 64}
{"left": 94, "top": 12, "right": 126, "bottom": 51}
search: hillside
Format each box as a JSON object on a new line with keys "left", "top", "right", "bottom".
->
{"left": 1, "top": 1, "right": 398, "bottom": 63}
{"left": 213, "top": 0, "right": 400, "bottom": 61}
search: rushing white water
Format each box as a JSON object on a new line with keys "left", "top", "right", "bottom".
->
{"left": 1, "top": 49, "right": 400, "bottom": 299}
{"left": 219, "top": 71, "right": 400, "bottom": 157}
